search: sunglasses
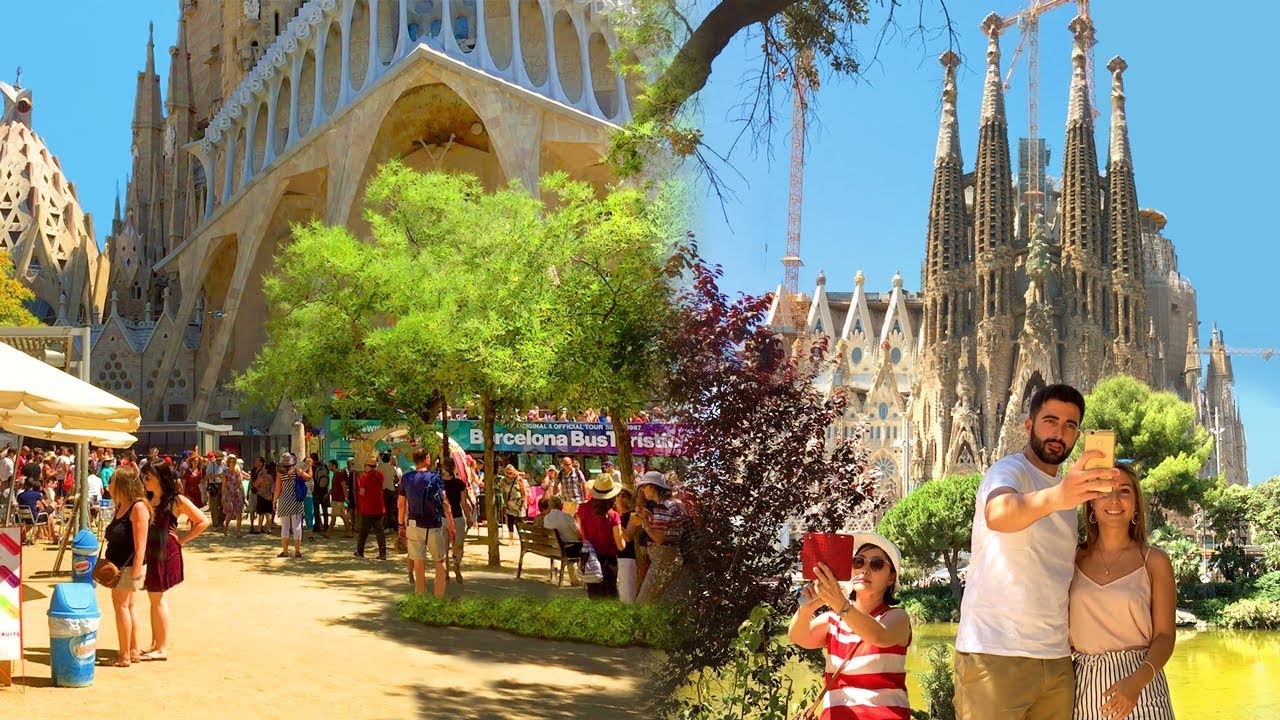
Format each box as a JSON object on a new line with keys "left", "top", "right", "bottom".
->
{"left": 852, "top": 555, "right": 889, "bottom": 572}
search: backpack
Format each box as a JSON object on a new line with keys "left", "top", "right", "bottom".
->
{"left": 314, "top": 466, "right": 329, "bottom": 490}
{"left": 293, "top": 471, "right": 307, "bottom": 502}
{"left": 404, "top": 470, "right": 444, "bottom": 529}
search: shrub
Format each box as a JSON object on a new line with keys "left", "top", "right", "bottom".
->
{"left": 1249, "top": 571, "right": 1280, "bottom": 602}
{"left": 1218, "top": 598, "right": 1280, "bottom": 630}
{"left": 899, "top": 587, "right": 961, "bottom": 623}
{"left": 395, "top": 593, "right": 688, "bottom": 649}
{"left": 1186, "top": 597, "right": 1228, "bottom": 625}
{"left": 915, "top": 644, "right": 956, "bottom": 720}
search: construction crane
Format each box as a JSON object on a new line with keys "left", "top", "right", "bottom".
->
{"left": 1188, "top": 348, "right": 1279, "bottom": 361}
{"left": 782, "top": 51, "right": 813, "bottom": 331}
{"left": 991, "top": 0, "right": 1095, "bottom": 220}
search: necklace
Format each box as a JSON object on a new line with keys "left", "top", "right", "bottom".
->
{"left": 1097, "top": 545, "right": 1130, "bottom": 576}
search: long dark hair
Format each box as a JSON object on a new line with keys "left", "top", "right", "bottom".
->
{"left": 590, "top": 497, "right": 613, "bottom": 517}
{"left": 144, "top": 461, "right": 182, "bottom": 513}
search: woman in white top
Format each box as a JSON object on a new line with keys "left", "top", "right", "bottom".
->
{"left": 1068, "top": 462, "right": 1177, "bottom": 719}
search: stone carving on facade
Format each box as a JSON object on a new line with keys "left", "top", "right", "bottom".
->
{"left": 242, "top": 0, "right": 260, "bottom": 21}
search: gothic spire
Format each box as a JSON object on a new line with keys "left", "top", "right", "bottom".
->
{"left": 1060, "top": 15, "right": 1104, "bottom": 261}
{"left": 973, "top": 13, "right": 1016, "bottom": 266}
{"left": 132, "top": 23, "right": 164, "bottom": 132}
{"left": 1106, "top": 55, "right": 1141, "bottom": 278}
{"left": 924, "top": 51, "right": 965, "bottom": 295}
{"left": 167, "top": 15, "right": 193, "bottom": 113}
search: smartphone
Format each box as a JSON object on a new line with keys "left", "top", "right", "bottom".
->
{"left": 1083, "top": 429, "right": 1116, "bottom": 471}
{"left": 800, "top": 532, "right": 855, "bottom": 581}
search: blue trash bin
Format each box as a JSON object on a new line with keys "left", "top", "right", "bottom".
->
{"left": 48, "top": 583, "right": 100, "bottom": 687}
{"left": 70, "top": 530, "right": 98, "bottom": 585}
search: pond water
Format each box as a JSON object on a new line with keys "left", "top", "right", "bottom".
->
{"left": 906, "top": 623, "right": 1280, "bottom": 719}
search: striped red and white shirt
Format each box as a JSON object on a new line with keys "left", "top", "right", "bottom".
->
{"left": 820, "top": 603, "right": 911, "bottom": 720}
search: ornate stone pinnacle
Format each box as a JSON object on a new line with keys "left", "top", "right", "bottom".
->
{"left": 940, "top": 50, "right": 960, "bottom": 73}
{"left": 1108, "top": 56, "right": 1128, "bottom": 75}
{"left": 816, "top": 269, "right": 827, "bottom": 287}
{"left": 981, "top": 12, "right": 1004, "bottom": 38}
{"left": 1069, "top": 16, "right": 1095, "bottom": 68}
{"left": 854, "top": 270, "right": 865, "bottom": 288}
{"left": 892, "top": 270, "right": 904, "bottom": 289}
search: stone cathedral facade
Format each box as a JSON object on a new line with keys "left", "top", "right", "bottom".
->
{"left": 769, "top": 14, "right": 1249, "bottom": 496}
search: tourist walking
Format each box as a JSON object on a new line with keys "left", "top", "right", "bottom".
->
{"left": 205, "top": 451, "right": 225, "bottom": 528}
{"left": 634, "top": 471, "right": 687, "bottom": 604}
{"left": 787, "top": 533, "right": 913, "bottom": 719}
{"left": 557, "top": 456, "right": 586, "bottom": 510}
{"left": 328, "top": 459, "right": 353, "bottom": 537}
{"left": 354, "top": 455, "right": 387, "bottom": 559}
{"left": 499, "top": 465, "right": 528, "bottom": 543}
{"left": 398, "top": 449, "right": 453, "bottom": 597}
{"left": 103, "top": 465, "right": 151, "bottom": 667}
{"left": 954, "top": 384, "right": 1121, "bottom": 720}
{"left": 377, "top": 453, "right": 400, "bottom": 532}
{"left": 442, "top": 459, "right": 472, "bottom": 583}
{"left": 576, "top": 475, "right": 625, "bottom": 600}
{"left": 181, "top": 455, "right": 203, "bottom": 508}
{"left": 273, "top": 453, "right": 307, "bottom": 558}
{"left": 311, "top": 453, "right": 331, "bottom": 534}
{"left": 251, "top": 458, "right": 274, "bottom": 534}
{"left": 221, "top": 454, "right": 245, "bottom": 537}
{"left": 1069, "top": 463, "right": 1176, "bottom": 720}
{"left": 141, "top": 461, "right": 210, "bottom": 661}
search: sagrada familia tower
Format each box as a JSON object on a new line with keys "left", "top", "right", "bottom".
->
{"left": 769, "top": 13, "right": 1248, "bottom": 497}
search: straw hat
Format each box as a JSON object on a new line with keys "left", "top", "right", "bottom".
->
{"left": 588, "top": 474, "right": 622, "bottom": 500}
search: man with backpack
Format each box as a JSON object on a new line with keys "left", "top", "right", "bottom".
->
{"left": 398, "top": 448, "right": 455, "bottom": 598}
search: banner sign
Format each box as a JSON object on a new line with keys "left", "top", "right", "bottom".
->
{"left": 0, "top": 527, "right": 21, "bottom": 661}
{"left": 448, "top": 421, "right": 686, "bottom": 457}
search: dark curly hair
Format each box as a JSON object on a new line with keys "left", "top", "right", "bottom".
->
{"left": 143, "top": 461, "right": 182, "bottom": 514}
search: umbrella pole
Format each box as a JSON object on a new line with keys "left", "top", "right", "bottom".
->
{"left": 76, "top": 442, "right": 88, "bottom": 532}
{"left": 2, "top": 435, "right": 22, "bottom": 526}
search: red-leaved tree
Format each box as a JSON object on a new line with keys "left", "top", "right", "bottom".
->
{"left": 654, "top": 238, "right": 879, "bottom": 693}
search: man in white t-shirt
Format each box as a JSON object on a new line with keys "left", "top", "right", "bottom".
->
{"left": 954, "top": 384, "right": 1120, "bottom": 720}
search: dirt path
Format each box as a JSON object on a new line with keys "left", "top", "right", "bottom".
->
{"left": 5, "top": 524, "right": 653, "bottom": 719}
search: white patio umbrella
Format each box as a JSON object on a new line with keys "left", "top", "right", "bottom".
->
{"left": 0, "top": 341, "right": 140, "bottom": 434}
{"left": 0, "top": 420, "right": 137, "bottom": 448}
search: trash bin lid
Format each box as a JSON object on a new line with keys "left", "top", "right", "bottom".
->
{"left": 71, "top": 529, "right": 99, "bottom": 552}
{"left": 48, "top": 582, "right": 100, "bottom": 619}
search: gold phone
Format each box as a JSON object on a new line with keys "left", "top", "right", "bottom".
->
{"left": 1083, "top": 429, "right": 1116, "bottom": 471}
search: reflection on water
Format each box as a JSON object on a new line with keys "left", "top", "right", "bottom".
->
{"left": 908, "top": 624, "right": 1280, "bottom": 720}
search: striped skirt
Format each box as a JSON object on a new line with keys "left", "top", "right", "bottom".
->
{"left": 1073, "top": 649, "right": 1175, "bottom": 720}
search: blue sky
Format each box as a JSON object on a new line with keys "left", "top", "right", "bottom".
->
{"left": 692, "top": 1, "right": 1279, "bottom": 484}
{"left": 1, "top": 2, "right": 1274, "bottom": 481}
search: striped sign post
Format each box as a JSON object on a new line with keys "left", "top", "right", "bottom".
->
{"left": 0, "top": 526, "right": 21, "bottom": 685}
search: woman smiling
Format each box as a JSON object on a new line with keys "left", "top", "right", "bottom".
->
{"left": 1069, "top": 462, "right": 1177, "bottom": 719}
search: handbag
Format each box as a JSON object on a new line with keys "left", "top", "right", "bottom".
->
{"left": 578, "top": 541, "right": 604, "bottom": 584}
{"left": 91, "top": 516, "right": 133, "bottom": 589}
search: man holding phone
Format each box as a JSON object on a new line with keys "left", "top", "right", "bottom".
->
{"left": 954, "top": 384, "right": 1120, "bottom": 720}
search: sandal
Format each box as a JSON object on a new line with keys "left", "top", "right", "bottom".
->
{"left": 276, "top": 551, "right": 289, "bottom": 558}
{"left": 140, "top": 650, "right": 168, "bottom": 661}
{"left": 294, "top": 550, "right": 302, "bottom": 557}
{"left": 110, "top": 657, "right": 131, "bottom": 668}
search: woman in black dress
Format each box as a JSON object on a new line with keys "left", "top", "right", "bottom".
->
{"left": 141, "top": 461, "right": 210, "bottom": 661}
{"left": 104, "top": 465, "right": 151, "bottom": 667}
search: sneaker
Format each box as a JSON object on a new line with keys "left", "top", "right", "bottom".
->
{"left": 353, "top": 551, "right": 364, "bottom": 558}
{"left": 377, "top": 554, "right": 387, "bottom": 560}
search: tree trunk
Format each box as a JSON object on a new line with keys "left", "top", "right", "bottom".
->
{"left": 946, "top": 548, "right": 962, "bottom": 599}
{"left": 483, "top": 392, "right": 501, "bottom": 566}
{"left": 637, "top": 0, "right": 800, "bottom": 125}
{"left": 615, "top": 420, "right": 636, "bottom": 489}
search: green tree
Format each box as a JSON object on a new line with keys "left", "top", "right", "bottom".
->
{"left": 0, "top": 250, "right": 39, "bottom": 326}
{"left": 541, "top": 173, "right": 681, "bottom": 485}
{"left": 880, "top": 473, "right": 981, "bottom": 598}
{"left": 1203, "top": 482, "right": 1254, "bottom": 544}
{"left": 1249, "top": 476, "right": 1280, "bottom": 543}
{"left": 1079, "top": 375, "right": 1214, "bottom": 518}
{"left": 1149, "top": 525, "right": 1201, "bottom": 585}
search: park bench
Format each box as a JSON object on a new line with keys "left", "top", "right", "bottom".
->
{"left": 515, "top": 522, "right": 568, "bottom": 586}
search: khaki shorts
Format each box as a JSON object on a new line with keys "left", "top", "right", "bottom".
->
{"left": 116, "top": 565, "right": 148, "bottom": 592}
{"left": 954, "top": 652, "right": 1074, "bottom": 720}
{"left": 405, "top": 524, "right": 447, "bottom": 563}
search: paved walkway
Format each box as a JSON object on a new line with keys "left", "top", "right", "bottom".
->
{"left": 5, "top": 522, "right": 652, "bottom": 719}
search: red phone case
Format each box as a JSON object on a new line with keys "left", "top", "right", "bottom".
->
{"left": 801, "top": 532, "right": 855, "bottom": 581}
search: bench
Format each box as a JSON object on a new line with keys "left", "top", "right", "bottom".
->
{"left": 515, "top": 522, "right": 568, "bottom": 586}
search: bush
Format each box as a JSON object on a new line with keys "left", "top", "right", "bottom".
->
{"left": 915, "top": 644, "right": 955, "bottom": 720}
{"left": 1218, "top": 598, "right": 1280, "bottom": 630}
{"left": 1248, "top": 571, "right": 1280, "bottom": 602}
{"left": 1186, "top": 597, "right": 1228, "bottom": 625}
{"left": 899, "top": 587, "right": 961, "bottom": 623}
{"left": 396, "top": 593, "right": 688, "bottom": 649}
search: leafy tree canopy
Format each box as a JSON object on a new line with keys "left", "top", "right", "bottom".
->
{"left": 1250, "top": 476, "right": 1280, "bottom": 543}
{"left": 1203, "top": 481, "right": 1253, "bottom": 543}
{"left": 1078, "top": 375, "right": 1214, "bottom": 518}
{"left": 880, "top": 473, "right": 981, "bottom": 598}
{"left": 0, "top": 250, "right": 39, "bottom": 326}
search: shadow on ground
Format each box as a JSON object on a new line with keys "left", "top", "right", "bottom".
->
{"left": 405, "top": 678, "right": 646, "bottom": 720}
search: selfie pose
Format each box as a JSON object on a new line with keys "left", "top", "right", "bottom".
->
{"left": 788, "top": 532, "right": 912, "bottom": 719}
{"left": 1068, "top": 463, "right": 1176, "bottom": 719}
{"left": 953, "top": 384, "right": 1121, "bottom": 720}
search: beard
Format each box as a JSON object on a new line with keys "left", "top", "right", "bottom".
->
{"left": 1029, "top": 428, "right": 1071, "bottom": 466}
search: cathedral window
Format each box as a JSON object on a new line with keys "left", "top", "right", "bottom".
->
{"left": 132, "top": 283, "right": 142, "bottom": 301}
{"left": 891, "top": 347, "right": 902, "bottom": 365}
{"left": 853, "top": 318, "right": 862, "bottom": 334}
{"left": 851, "top": 347, "right": 863, "bottom": 364}
{"left": 879, "top": 403, "right": 890, "bottom": 420}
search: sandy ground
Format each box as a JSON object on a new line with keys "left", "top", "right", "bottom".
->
{"left": 4, "top": 520, "right": 653, "bottom": 719}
